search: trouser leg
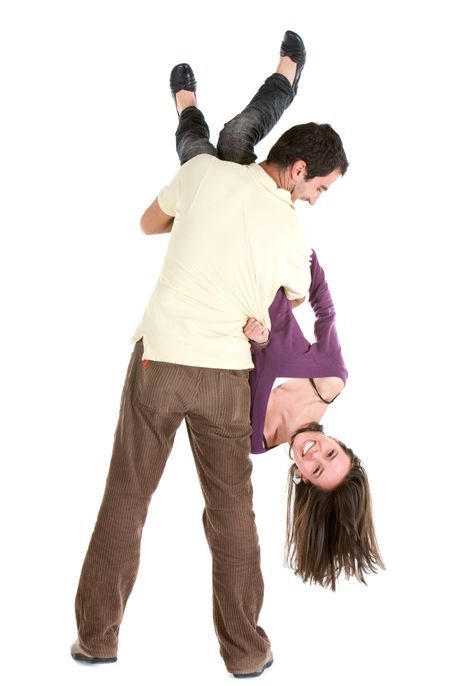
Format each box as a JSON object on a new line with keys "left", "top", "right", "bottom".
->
{"left": 185, "top": 368, "right": 271, "bottom": 674}
{"left": 217, "top": 73, "right": 294, "bottom": 164}
{"left": 74, "top": 343, "right": 186, "bottom": 658}
{"left": 175, "top": 106, "right": 218, "bottom": 165}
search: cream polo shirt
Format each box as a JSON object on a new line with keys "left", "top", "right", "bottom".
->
{"left": 132, "top": 154, "right": 311, "bottom": 369}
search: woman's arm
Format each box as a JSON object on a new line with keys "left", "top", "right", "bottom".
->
{"left": 307, "top": 251, "right": 347, "bottom": 381}
{"left": 308, "top": 251, "right": 337, "bottom": 349}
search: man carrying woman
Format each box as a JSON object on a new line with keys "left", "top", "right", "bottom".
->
{"left": 72, "top": 30, "right": 381, "bottom": 679}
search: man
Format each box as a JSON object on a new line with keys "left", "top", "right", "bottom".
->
{"left": 72, "top": 31, "right": 348, "bottom": 678}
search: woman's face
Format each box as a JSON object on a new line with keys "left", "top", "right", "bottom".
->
{"left": 292, "top": 431, "right": 351, "bottom": 490}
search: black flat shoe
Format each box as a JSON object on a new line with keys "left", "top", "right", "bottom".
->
{"left": 170, "top": 63, "right": 197, "bottom": 96}
{"left": 169, "top": 63, "right": 197, "bottom": 115}
{"left": 280, "top": 30, "right": 306, "bottom": 95}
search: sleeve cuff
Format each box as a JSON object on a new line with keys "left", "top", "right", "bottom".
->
{"left": 250, "top": 331, "right": 271, "bottom": 354}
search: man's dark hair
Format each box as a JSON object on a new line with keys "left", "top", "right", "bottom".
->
{"left": 267, "top": 122, "right": 349, "bottom": 179}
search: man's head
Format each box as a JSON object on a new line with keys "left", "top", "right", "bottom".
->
{"left": 266, "top": 122, "right": 349, "bottom": 204}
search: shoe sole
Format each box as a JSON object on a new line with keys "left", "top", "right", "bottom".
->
{"left": 72, "top": 652, "right": 117, "bottom": 664}
{"left": 233, "top": 659, "right": 273, "bottom": 678}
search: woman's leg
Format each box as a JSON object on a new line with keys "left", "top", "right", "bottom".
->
{"left": 217, "top": 30, "right": 306, "bottom": 164}
{"left": 216, "top": 74, "right": 293, "bottom": 164}
{"left": 171, "top": 30, "right": 305, "bottom": 167}
{"left": 175, "top": 106, "right": 217, "bottom": 165}
{"left": 170, "top": 63, "right": 217, "bottom": 165}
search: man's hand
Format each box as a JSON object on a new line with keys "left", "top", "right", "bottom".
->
{"left": 243, "top": 318, "right": 269, "bottom": 345}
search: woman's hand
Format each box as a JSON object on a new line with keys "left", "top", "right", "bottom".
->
{"left": 243, "top": 318, "right": 270, "bottom": 345}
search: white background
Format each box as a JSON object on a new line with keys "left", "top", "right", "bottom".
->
{"left": 1, "top": 1, "right": 449, "bottom": 684}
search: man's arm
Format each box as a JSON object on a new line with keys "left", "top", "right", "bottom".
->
{"left": 289, "top": 296, "right": 306, "bottom": 309}
{"left": 140, "top": 198, "right": 174, "bottom": 235}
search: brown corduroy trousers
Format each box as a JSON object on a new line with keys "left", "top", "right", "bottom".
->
{"left": 75, "top": 340, "right": 271, "bottom": 674}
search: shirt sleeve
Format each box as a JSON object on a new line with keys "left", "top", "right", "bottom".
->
{"left": 250, "top": 331, "right": 271, "bottom": 355}
{"left": 157, "top": 170, "right": 180, "bottom": 217}
{"left": 282, "top": 225, "right": 312, "bottom": 301}
{"left": 283, "top": 255, "right": 312, "bottom": 300}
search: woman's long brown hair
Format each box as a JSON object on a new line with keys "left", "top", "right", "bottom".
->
{"left": 285, "top": 425, "right": 385, "bottom": 591}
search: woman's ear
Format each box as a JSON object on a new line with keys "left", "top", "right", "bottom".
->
{"left": 296, "top": 468, "right": 309, "bottom": 485}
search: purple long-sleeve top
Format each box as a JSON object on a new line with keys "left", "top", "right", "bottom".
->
{"left": 250, "top": 250, "right": 348, "bottom": 454}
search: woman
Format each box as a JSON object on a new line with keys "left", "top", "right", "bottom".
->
{"left": 249, "top": 263, "right": 382, "bottom": 591}
{"left": 169, "top": 30, "right": 384, "bottom": 591}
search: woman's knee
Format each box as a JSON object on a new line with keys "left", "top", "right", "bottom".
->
{"left": 217, "top": 114, "right": 258, "bottom": 164}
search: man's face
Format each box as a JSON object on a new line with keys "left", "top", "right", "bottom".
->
{"left": 291, "top": 167, "right": 341, "bottom": 205}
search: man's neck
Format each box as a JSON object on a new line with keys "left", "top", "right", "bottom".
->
{"left": 259, "top": 161, "right": 292, "bottom": 194}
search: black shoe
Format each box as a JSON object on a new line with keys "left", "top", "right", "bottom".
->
{"left": 233, "top": 659, "right": 274, "bottom": 679}
{"left": 170, "top": 63, "right": 197, "bottom": 96}
{"left": 169, "top": 63, "right": 197, "bottom": 115}
{"left": 280, "top": 30, "right": 306, "bottom": 95}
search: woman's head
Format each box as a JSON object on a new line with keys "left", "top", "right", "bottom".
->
{"left": 285, "top": 423, "right": 384, "bottom": 591}
{"left": 290, "top": 424, "right": 351, "bottom": 490}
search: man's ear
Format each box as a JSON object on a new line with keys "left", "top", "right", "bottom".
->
{"left": 291, "top": 160, "right": 307, "bottom": 178}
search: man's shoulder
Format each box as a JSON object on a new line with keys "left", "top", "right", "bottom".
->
{"left": 182, "top": 154, "right": 247, "bottom": 178}
{"left": 185, "top": 153, "right": 214, "bottom": 165}
{"left": 181, "top": 153, "right": 215, "bottom": 173}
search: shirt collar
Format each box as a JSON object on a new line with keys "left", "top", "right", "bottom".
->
{"left": 248, "top": 164, "right": 295, "bottom": 208}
